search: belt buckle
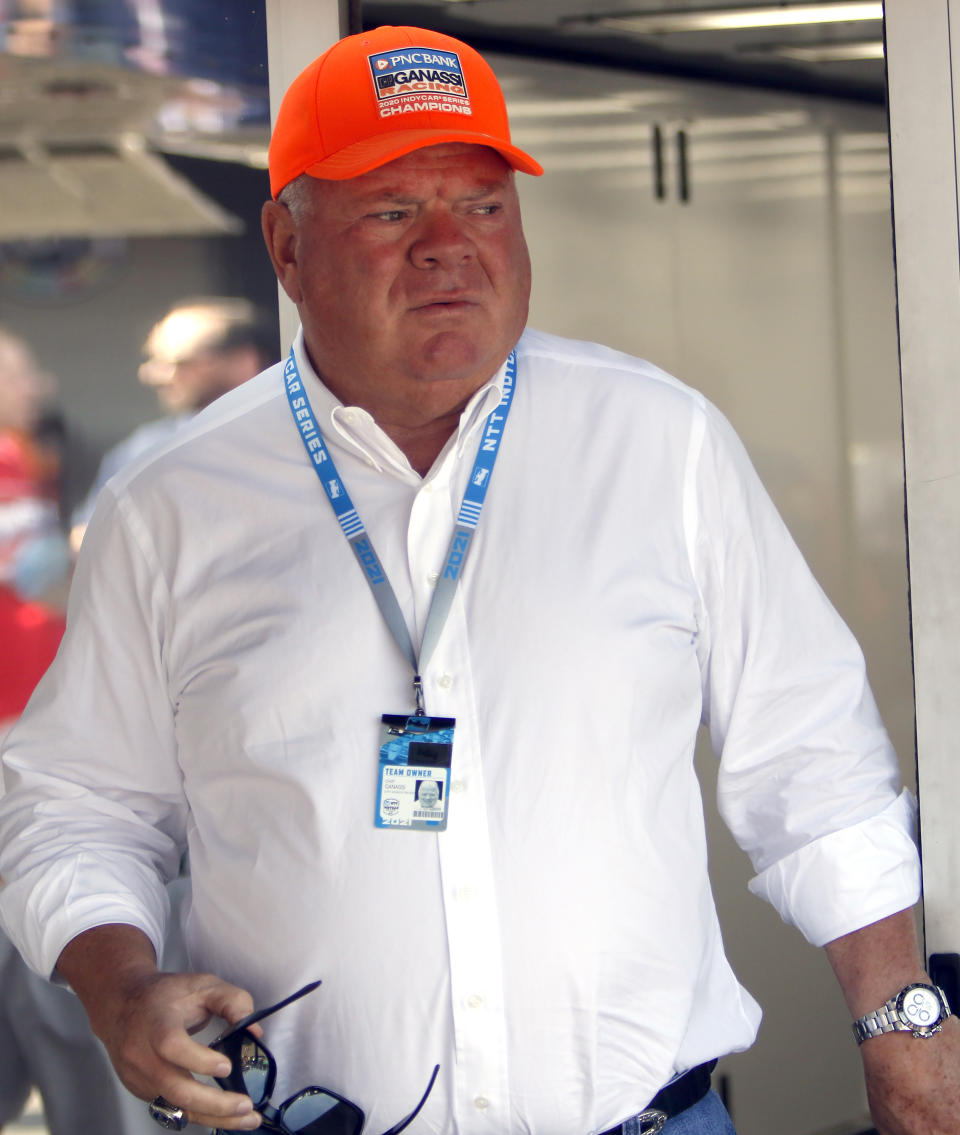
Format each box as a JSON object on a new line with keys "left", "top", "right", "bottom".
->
{"left": 638, "top": 1108, "right": 668, "bottom": 1134}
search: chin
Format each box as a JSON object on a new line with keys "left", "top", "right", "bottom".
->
{"left": 414, "top": 331, "right": 511, "bottom": 385}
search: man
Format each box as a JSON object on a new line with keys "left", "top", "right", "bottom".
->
{"left": 0, "top": 25, "right": 956, "bottom": 1135}
{"left": 70, "top": 296, "right": 276, "bottom": 550}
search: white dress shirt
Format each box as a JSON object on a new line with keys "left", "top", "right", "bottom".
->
{"left": 70, "top": 414, "right": 190, "bottom": 531}
{"left": 0, "top": 328, "right": 919, "bottom": 1135}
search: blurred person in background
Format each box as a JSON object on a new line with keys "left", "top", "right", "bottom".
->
{"left": 0, "top": 326, "right": 152, "bottom": 1135}
{"left": 0, "top": 327, "right": 69, "bottom": 737}
{"left": 70, "top": 296, "right": 276, "bottom": 550}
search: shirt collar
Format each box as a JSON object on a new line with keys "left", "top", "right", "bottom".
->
{"left": 290, "top": 329, "right": 510, "bottom": 477}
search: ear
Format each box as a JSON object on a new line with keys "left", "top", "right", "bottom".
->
{"left": 261, "top": 201, "right": 304, "bottom": 305}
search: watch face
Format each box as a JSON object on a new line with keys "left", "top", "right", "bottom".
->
{"left": 897, "top": 985, "right": 943, "bottom": 1030}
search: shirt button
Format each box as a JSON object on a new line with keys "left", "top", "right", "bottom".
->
{"left": 437, "top": 673, "right": 453, "bottom": 689}
{"left": 467, "top": 994, "right": 484, "bottom": 1009}
{"left": 427, "top": 571, "right": 440, "bottom": 585}
{"left": 342, "top": 409, "right": 358, "bottom": 424}
{"left": 451, "top": 779, "right": 466, "bottom": 793}
{"left": 474, "top": 1097, "right": 490, "bottom": 1112}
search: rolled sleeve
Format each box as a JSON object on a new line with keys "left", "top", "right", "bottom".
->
{"left": 747, "top": 790, "right": 920, "bottom": 946}
{"left": 692, "top": 402, "right": 919, "bottom": 945}
{"left": 0, "top": 847, "right": 172, "bottom": 979}
{"left": 0, "top": 485, "right": 185, "bottom": 977}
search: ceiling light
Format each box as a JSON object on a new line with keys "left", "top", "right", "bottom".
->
{"left": 772, "top": 40, "right": 885, "bottom": 61}
{"left": 591, "top": 3, "right": 883, "bottom": 35}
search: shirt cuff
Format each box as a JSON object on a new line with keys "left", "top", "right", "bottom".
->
{"left": 0, "top": 857, "right": 169, "bottom": 980}
{"left": 747, "top": 790, "right": 920, "bottom": 947}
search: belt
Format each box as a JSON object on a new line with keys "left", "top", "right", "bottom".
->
{"left": 599, "top": 1060, "right": 718, "bottom": 1135}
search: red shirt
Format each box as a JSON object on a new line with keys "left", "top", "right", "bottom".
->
{"left": 0, "top": 429, "right": 65, "bottom": 720}
{"left": 0, "top": 584, "right": 64, "bottom": 720}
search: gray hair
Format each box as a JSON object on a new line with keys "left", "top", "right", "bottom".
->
{"left": 277, "top": 174, "right": 319, "bottom": 224}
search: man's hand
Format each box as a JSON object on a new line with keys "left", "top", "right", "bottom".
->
{"left": 56, "top": 924, "right": 262, "bottom": 1131}
{"left": 826, "top": 908, "right": 960, "bottom": 1135}
{"left": 860, "top": 1020, "right": 960, "bottom": 1135}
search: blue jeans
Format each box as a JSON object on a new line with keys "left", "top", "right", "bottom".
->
{"left": 662, "top": 1091, "right": 736, "bottom": 1134}
{"left": 621, "top": 1091, "right": 736, "bottom": 1135}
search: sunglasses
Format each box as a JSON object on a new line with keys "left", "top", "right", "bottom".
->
{"left": 211, "top": 980, "right": 439, "bottom": 1135}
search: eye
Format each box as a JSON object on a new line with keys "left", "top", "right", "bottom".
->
{"left": 370, "top": 209, "right": 410, "bottom": 223}
{"left": 469, "top": 203, "right": 501, "bottom": 216}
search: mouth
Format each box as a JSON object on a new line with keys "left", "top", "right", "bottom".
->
{"left": 411, "top": 295, "right": 477, "bottom": 314}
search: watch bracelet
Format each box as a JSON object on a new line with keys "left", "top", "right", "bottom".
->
{"left": 852, "top": 983, "right": 951, "bottom": 1044}
{"left": 852, "top": 1002, "right": 909, "bottom": 1043}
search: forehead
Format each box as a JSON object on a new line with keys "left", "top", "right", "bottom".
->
{"left": 146, "top": 308, "right": 224, "bottom": 360}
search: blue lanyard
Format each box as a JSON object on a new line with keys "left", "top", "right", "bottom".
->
{"left": 283, "top": 348, "right": 517, "bottom": 713}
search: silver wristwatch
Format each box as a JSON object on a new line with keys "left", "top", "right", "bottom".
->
{"left": 852, "top": 982, "right": 952, "bottom": 1044}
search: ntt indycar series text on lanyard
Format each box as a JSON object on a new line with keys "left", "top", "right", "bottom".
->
{"left": 283, "top": 348, "right": 517, "bottom": 832}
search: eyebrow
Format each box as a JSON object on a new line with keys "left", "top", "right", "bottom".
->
{"left": 463, "top": 180, "right": 511, "bottom": 198}
{"left": 359, "top": 179, "right": 511, "bottom": 207}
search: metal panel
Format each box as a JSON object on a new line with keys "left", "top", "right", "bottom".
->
{"left": 265, "top": 0, "right": 349, "bottom": 351}
{"left": 886, "top": 0, "right": 960, "bottom": 958}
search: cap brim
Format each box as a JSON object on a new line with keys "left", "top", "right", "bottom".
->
{"left": 299, "top": 129, "right": 544, "bottom": 182}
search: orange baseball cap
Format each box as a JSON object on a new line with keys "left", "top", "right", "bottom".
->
{"left": 268, "top": 25, "right": 543, "bottom": 197}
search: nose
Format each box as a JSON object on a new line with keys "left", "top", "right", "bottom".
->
{"left": 409, "top": 209, "right": 475, "bottom": 270}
